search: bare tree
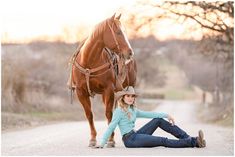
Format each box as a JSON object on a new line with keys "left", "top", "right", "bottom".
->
{"left": 127, "top": 1, "right": 234, "bottom": 114}
{"left": 133, "top": 1, "right": 234, "bottom": 43}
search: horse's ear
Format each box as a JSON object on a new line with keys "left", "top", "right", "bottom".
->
{"left": 111, "top": 13, "right": 116, "bottom": 21}
{"left": 116, "top": 14, "right": 122, "bottom": 20}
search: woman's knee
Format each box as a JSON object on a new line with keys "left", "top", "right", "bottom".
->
{"left": 153, "top": 118, "right": 164, "bottom": 123}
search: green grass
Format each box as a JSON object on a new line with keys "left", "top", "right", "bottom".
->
{"left": 2, "top": 111, "right": 86, "bottom": 131}
{"left": 164, "top": 88, "right": 195, "bottom": 100}
{"left": 26, "top": 111, "right": 85, "bottom": 121}
{"left": 27, "top": 112, "right": 61, "bottom": 119}
{"left": 158, "top": 57, "right": 179, "bottom": 72}
{"left": 155, "top": 57, "right": 197, "bottom": 100}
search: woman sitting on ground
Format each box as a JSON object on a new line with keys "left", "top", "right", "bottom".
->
{"left": 94, "top": 86, "right": 206, "bottom": 148}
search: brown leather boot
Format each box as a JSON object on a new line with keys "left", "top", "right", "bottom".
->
{"left": 196, "top": 130, "right": 206, "bottom": 148}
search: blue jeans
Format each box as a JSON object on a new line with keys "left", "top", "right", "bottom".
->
{"left": 122, "top": 118, "right": 197, "bottom": 148}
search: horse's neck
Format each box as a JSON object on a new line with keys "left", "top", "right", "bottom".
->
{"left": 78, "top": 37, "right": 105, "bottom": 68}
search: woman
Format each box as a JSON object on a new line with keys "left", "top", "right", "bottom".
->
{"left": 94, "top": 86, "right": 206, "bottom": 148}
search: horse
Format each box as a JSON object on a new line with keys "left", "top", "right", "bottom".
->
{"left": 69, "top": 13, "right": 137, "bottom": 147}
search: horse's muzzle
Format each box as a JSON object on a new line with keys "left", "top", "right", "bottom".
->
{"left": 124, "top": 49, "right": 134, "bottom": 60}
{"left": 124, "top": 50, "right": 134, "bottom": 65}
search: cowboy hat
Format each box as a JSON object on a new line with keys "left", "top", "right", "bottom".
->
{"left": 115, "top": 86, "right": 138, "bottom": 101}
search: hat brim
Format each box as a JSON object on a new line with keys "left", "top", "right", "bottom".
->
{"left": 115, "top": 91, "right": 138, "bottom": 101}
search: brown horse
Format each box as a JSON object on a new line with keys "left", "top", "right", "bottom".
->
{"left": 70, "top": 14, "right": 137, "bottom": 147}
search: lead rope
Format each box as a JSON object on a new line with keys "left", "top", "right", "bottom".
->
{"left": 70, "top": 69, "right": 74, "bottom": 105}
{"left": 126, "top": 65, "right": 130, "bottom": 88}
{"left": 116, "top": 58, "right": 125, "bottom": 90}
{"left": 69, "top": 53, "right": 77, "bottom": 105}
{"left": 70, "top": 87, "right": 74, "bottom": 104}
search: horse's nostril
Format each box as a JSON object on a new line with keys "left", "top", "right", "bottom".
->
{"left": 128, "top": 49, "right": 134, "bottom": 57}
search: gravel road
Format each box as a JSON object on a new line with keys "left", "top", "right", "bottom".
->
{"left": 2, "top": 100, "right": 233, "bottom": 156}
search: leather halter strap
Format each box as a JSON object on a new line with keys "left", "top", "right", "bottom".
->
{"left": 107, "top": 21, "right": 120, "bottom": 52}
{"left": 74, "top": 61, "right": 110, "bottom": 76}
{"left": 74, "top": 56, "right": 111, "bottom": 97}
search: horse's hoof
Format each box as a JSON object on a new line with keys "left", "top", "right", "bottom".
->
{"left": 106, "top": 141, "right": 115, "bottom": 148}
{"left": 88, "top": 140, "right": 97, "bottom": 147}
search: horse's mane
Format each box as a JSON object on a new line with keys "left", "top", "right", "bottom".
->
{"left": 90, "top": 19, "right": 109, "bottom": 40}
{"left": 76, "top": 38, "right": 87, "bottom": 53}
{"left": 68, "top": 38, "right": 87, "bottom": 65}
{"left": 68, "top": 18, "right": 108, "bottom": 65}
{"left": 90, "top": 18, "right": 122, "bottom": 41}
{"left": 69, "top": 17, "right": 120, "bottom": 64}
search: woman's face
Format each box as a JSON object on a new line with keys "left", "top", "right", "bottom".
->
{"left": 123, "top": 94, "right": 135, "bottom": 105}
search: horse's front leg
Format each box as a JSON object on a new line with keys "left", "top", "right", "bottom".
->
{"left": 102, "top": 87, "right": 115, "bottom": 147}
{"left": 76, "top": 88, "right": 97, "bottom": 147}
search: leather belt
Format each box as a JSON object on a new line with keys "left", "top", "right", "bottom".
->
{"left": 122, "top": 130, "right": 136, "bottom": 141}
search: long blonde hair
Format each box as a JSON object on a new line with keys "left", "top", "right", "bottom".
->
{"left": 116, "top": 95, "right": 136, "bottom": 119}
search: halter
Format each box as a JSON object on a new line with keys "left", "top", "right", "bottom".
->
{"left": 107, "top": 21, "right": 120, "bottom": 52}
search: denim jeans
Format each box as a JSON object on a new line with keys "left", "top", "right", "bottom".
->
{"left": 122, "top": 118, "right": 197, "bottom": 148}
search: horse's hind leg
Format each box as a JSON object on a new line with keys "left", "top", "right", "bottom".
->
{"left": 102, "top": 87, "right": 115, "bottom": 147}
{"left": 76, "top": 89, "right": 97, "bottom": 147}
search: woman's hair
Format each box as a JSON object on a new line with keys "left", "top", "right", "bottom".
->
{"left": 116, "top": 95, "right": 136, "bottom": 119}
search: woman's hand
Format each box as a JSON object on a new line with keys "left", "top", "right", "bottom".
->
{"left": 167, "top": 114, "right": 175, "bottom": 126}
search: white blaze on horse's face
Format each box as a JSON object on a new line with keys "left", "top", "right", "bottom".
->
{"left": 105, "top": 13, "right": 134, "bottom": 61}
{"left": 118, "top": 21, "right": 134, "bottom": 60}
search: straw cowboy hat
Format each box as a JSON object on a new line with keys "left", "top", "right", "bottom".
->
{"left": 115, "top": 86, "right": 138, "bottom": 101}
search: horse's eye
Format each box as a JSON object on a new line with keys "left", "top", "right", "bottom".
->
{"left": 116, "top": 31, "right": 122, "bottom": 35}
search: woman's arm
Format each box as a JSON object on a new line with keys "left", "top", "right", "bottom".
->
{"left": 136, "top": 109, "right": 168, "bottom": 119}
{"left": 136, "top": 109, "right": 175, "bottom": 125}
{"left": 99, "top": 108, "right": 122, "bottom": 147}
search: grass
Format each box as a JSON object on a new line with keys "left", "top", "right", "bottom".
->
{"left": 150, "top": 57, "right": 196, "bottom": 100}
{"left": 153, "top": 57, "right": 197, "bottom": 100}
{"left": 215, "top": 114, "right": 234, "bottom": 127}
{"left": 1, "top": 111, "right": 86, "bottom": 131}
{"left": 28, "top": 112, "right": 71, "bottom": 120}
{"left": 164, "top": 88, "right": 195, "bottom": 100}
{"left": 26, "top": 111, "right": 87, "bottom": 121}
{"left": 196, "top": 103, "right": 234, "bottom": 127}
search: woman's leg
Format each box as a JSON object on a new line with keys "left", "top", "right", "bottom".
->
{"left": 136, "top": 118, "right": 190, "bottom": 139}
{"left": 125, "top": 133, "right": 197, "bottom": 148}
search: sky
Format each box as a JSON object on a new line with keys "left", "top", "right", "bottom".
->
{"left": 1, "top": 0, "right": 138, "bottom": 43}
{"left": 1, "top": 0, "right": 205, "bottom": 43}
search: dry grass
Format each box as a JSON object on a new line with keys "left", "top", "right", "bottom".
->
{"left": 197, "top": 102, "right": 234, "bottom": 127}
{"left": 2, "top": 42, "right": 74, "bottom": 112}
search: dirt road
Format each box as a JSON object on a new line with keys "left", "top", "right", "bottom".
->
{"left": 2, "top": 100, "right": 233, "bottom": 156}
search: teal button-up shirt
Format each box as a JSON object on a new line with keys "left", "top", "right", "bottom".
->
{"left": 101, "top": 106, "right": 168, "bottom": 146}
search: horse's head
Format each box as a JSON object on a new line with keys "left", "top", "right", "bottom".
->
{"left": 103, "top": 13, "right": 134, "bottom": 61}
